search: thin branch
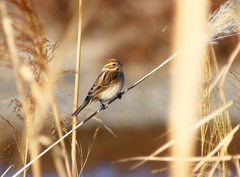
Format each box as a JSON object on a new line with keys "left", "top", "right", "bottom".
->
{"left": 123, "top": 52, "right": 180, "bottom": 92}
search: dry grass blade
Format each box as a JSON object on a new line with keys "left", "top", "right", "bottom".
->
{"left": 151, "top": 166, "right": 169, "bottom": 174}
{"left": 77, "top": 142, "right": 83, "bottom": 177}
{"left": 209, "top": 38, "right": 240, "bottom": 92}
{"left": 93, "top": 117, "right": 116, "bottom": 137}
{"left": 79, "top": 125, "right": 100, "bottom": 176}
{"left": 0, "top": 2, "right": 24, "bottom": 97}
{"left": 207, "top": 125, "right": 237, "bottom": 177}
{"left": 1, "top": 165, "right": 14, "bottom": 177}
{"left": 192, "top": 125, "right": 240, "bottom": 173}
{"left": 0, "top": 115, "right": 27, "bottom": 168}
{"left": 115, "top": 153, "right": 240, "bottom": 163}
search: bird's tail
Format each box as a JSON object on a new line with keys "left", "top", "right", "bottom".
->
{"left": 72, "top": 98, "right": 90, "bottom": 116}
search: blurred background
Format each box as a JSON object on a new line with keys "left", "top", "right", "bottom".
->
{"left": 1, "top": 0, "right": 240, "bottom": 176}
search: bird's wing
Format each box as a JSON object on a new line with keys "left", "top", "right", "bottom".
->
{"left": 87, "top": 71, "right": 119, "bottom": 97}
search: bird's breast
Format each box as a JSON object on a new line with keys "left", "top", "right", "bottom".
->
{"left": 98, "top": 81, "right": 123, "bottom": 102}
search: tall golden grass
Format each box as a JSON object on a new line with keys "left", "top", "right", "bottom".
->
{"left": 0, "top": 0, "right": 72, "bottom": 176}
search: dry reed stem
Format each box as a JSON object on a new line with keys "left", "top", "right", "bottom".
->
{"left": 233, "top": 157, "right": 240, "bottom": 176}
{"left": 219, "top": 39, "right": 240, "bottom": 88}
{"left": 210, "top": 45, "right": 219, "bottom": 74}
{"left": 42, "top": 68, "right": 71, "bottom": 177}
{"left": 115, "top": 150, "right": 240, "bottom": 163}
{"left": 168, "top": 0, "right": 209, "bottom": 176}
{"left": 79, "top": 125, "right": 100, "bottom": 176}
{"left": 23, "top": 138, "right": 29, "bottom": 177}
{"left": 51, "top": 145, "right": 67, "bottom": 177}
{"left": 0, "top": 2, "right": 41, "bottom": 176}
{"left": 52, "top": 147, "right": 67, "bottom": 177}
{"left": 46, "top": 85, "right": 72, "bottom": 177}
{"left": 72, "top": 0, "right": 83, "bottom": 176}
{"left": 39, "top": 135, "right": 66, "bottom": 177}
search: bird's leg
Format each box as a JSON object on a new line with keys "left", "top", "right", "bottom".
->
{"left": 100, "top": 101, "right": 107, "bottom": 109}
{"left": 117, "top": 92, "right": 123, "bottom": 99}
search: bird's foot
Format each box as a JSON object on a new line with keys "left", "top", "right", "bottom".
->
{"left": 117, "top": 92, "right": 123, "bottom": 99}
{"left": 100, "top": 101, "right": 107, "bottom": 109}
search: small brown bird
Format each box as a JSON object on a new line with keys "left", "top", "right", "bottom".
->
{"left": 72, "top": 59, "right": 125, "bottom": 116}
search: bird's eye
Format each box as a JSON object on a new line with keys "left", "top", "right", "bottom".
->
{"left": 112, "top": 63, "right": 116, "bottom": 66}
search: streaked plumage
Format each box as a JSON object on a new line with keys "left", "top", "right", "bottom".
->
{"left": 72, "top": 59, "right": 125, "bottom": 116}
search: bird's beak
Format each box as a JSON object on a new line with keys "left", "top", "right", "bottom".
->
{"left": 119, "top": 63, "right": 123, "bottom": 67}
